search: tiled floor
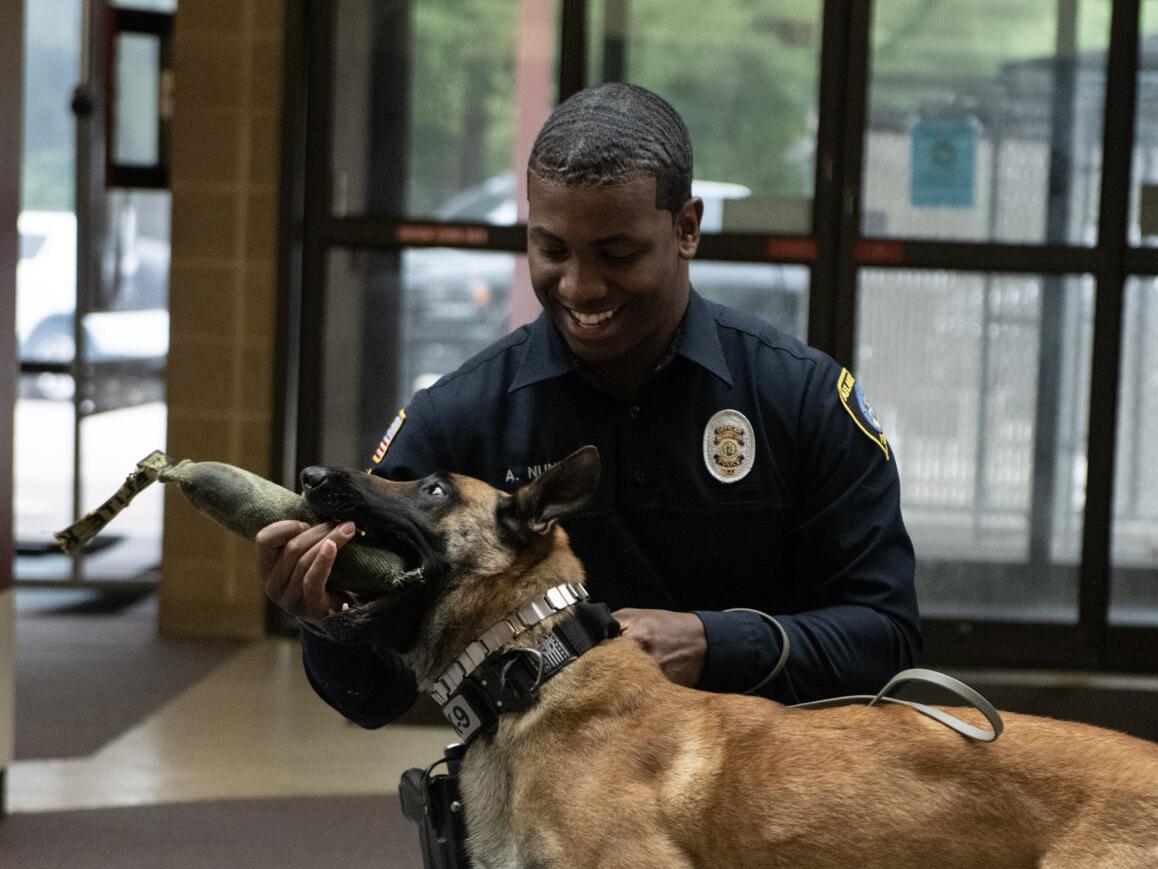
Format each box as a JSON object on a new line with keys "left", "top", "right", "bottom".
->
{"left": 8, "top": 635, "right": 456, "bottom": 813}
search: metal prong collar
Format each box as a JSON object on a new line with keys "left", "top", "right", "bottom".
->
{"left": 429, "top": 583, "right": 588, "bottom": 705}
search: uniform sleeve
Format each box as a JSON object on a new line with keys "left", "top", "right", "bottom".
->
{"left": 696, "top": 363, "right": 921, "bottom": 703}
{"left": 300, "top": 627, "right": 417, "bottom": 728}
{"left": 301, "top": 388, "right": 453, "bottom": 725}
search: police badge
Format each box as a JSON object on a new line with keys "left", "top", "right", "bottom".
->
{"left": 703, "top": 409, "right": 755, "bottom": 483}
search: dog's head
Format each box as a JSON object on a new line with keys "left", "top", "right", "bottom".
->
{"left": 299, "top": 445, "right": 600, "bottom": 680}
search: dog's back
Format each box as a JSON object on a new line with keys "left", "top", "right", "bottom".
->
{"left": 471, "top": 635, "right": 1158, "bottom": 869}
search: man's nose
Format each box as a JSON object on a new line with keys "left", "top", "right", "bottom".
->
{"left": 557, "top": 260, "right": 607, "bottom": 305}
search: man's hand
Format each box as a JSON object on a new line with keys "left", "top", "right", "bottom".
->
{"left": 612, "top": 608, "right": 706, "bottom": 688}
{"left": 255, "top": 519, "right": 356, "bottom": 623}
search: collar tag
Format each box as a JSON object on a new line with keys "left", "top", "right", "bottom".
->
{"left": 443, "top": 693, "right": 485, "bottom": 742}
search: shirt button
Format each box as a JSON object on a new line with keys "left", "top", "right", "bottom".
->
{"left": 633, "top": 469, "right": 647, "bottom": 484}
{"left": 628, "top": 406, "right": 641, "bottom": 419}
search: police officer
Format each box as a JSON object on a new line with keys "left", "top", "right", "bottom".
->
{"left": 257, "top": 83, "right": 921, "bottom": 726}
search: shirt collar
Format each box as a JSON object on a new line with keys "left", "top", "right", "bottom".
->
{"left": 509, "top": 289, "right": 733, "bottom": 393}
{"left": 509, "top": 312, "right": 578, "bottom": 392}
{"left": 676, "top": 289, "right": 733, "bottom": 387}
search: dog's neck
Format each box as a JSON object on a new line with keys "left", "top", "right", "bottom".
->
{"left": 408, "top": 530, "right": 588, "bottom": 684}
{"left": 425, "top": 582, "right": 620, "bottom": 745}
{"left": 427, "top": 581, "right": 591, "bottom": 707}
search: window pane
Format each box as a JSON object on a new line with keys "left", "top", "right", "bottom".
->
{"left": 1110, "top": 278, "right": 1158, "bottom": 625}
{"left": 113, "top": 32, "right": 161, "bottom": 167}
{"left": 331, "top": 0, "right": 557, "bottom": 221}
{"left": 856, "top": 270, "right": 1094, "bottom": 622}
{"left": 1129, "top": 1, "right": 1158, "bottom": 245}
{"left": 17, "top": 0, "right": 167, "bottom": 581}
{"left": 863, "top": 1, "right": 1110, "bottom": 244}
{"left": 691, "top": 262, "right": 809, "bottom": 341}
{"left": 321, "top": 248, "right": 517, "bottom": 465}
{"left": 587, "top": 0, "right": 822, "bottom": 235}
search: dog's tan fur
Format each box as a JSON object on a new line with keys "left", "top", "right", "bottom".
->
{"left": 310, "top": 447, "right": 1158, "bottom": 869}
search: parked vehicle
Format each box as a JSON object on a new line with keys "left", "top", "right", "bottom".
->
{"left": 16, "top": 210, "right": 169, "bottom": 409}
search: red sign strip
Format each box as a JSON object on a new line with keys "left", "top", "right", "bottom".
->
{"left": 395, "top": 224, "right": 491, "bottom": 247}
{"left": 854, "top": 240, "right": 907, "bottom": 265}
{"left": 767, "top": 238, "right": 818, "bottom": 261}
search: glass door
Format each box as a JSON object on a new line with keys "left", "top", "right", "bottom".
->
{"left": 14, "top": 0, "right": 174, "bottom": 587}
{"left": 283, "top": 0, "right": 1158, "bottom": 670}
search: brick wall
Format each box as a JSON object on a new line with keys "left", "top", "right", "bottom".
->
{"left": 159, "top": 0, "right": 286, "bottom": 638}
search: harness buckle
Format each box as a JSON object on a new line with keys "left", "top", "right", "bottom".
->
{"left": 498, "top": 647, "right": 546, "bottom": 702}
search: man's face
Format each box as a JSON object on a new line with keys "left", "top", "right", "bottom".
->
{"left": 526, "top": 174, "right": 701, "bottom": 389}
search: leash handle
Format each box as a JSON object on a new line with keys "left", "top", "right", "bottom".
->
{"left": 792, "top": 667, "right": 1004, "bottom": 743}
{"left": 719, "top": 607, "right": 1003, "bottom": 743}
{"left": 724, "top": 607, "right": 790, "bottom": 695}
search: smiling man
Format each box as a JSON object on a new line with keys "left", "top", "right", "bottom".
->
{"left": 258, "top": 83, "right": 921, "bottom": 727}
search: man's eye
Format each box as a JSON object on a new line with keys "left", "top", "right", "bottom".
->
{"left": 602, "top": 247, "right": 639, "bottom": 264}
{"left": 425, "top": 483, "right": 446, "bottom": 498}
{"left": 538, "top": 247, "right": 567, "bottom": 261}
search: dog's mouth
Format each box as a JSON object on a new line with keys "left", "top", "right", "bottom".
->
{"left": 299, "top": 467, "right": 442, "bottom": 632}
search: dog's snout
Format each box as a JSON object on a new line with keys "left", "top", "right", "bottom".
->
{"left": 300, "top": 466, "right": 330, "bottom": 492}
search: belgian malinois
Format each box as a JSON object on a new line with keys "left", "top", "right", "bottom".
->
{"left": 300, "top": 446, "right": 1158, "bottom": 869}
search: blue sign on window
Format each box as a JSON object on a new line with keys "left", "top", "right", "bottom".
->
{"left": 910, "top": 117, "right": 979, "bottom": 208}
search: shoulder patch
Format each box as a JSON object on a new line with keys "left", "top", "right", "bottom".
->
{"left": 837, "top": 369, "right": 890, "bottom": 460}
{"left": 370, "top": 410, "right": 407, "bottom": 465}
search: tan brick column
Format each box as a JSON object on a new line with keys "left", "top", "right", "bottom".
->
{"left": 160, "top": 0, "right": 286, "bottom": 638}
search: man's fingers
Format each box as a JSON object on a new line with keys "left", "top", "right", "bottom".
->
{"left": 255, "top": 520, "right": 310, "bottom": 575}
{"left": 302, "top": 538, "right": 342, "bottom": 619}
{"left": 611, "top": 608, "right": 650, "bottom": 647}
{"left": 287, "top": 522, "right": 356, "bottom": 618}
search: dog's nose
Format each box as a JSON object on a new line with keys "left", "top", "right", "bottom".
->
{"left": 299, "top": 466, "right": 330, "bottom": 492}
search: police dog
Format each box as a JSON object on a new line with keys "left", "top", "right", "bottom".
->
{"left": 301, "top": 446, "right": 1158, "bottom": 869}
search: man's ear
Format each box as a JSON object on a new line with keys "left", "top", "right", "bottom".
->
{"left": 513, "top": 445, "right": 601, "bottom": 534}
{"left": 676, "top": 196, "right": 703, "bottom": 260}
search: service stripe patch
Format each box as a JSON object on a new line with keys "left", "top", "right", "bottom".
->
{"left": 837, "top": 369, "right": 890, "bottom": 461}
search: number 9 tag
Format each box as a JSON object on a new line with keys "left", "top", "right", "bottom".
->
{"left": 443, "top": 695, "right": 483, "bottom": 742}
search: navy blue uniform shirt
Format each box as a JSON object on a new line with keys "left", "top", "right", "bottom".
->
{"left": 302, "top": 291, "right": 921, "bottom": 726}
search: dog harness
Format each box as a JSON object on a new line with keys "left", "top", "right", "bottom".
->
{"left": 430, "top": 582, "right": 619, "bottom": 745}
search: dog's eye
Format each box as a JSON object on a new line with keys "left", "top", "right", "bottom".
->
{"left": 425, "top": 483, "right": 446, "bottom": 498}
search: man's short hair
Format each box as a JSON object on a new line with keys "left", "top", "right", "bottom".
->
{"left": 528, "top": 83, "right": 693, "bottom": 214}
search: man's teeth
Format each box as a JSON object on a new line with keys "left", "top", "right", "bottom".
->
{"left": 570, "top": 307, "right": 618, "bottom": 326}
{"left": 341, "top": 602, "right": 350, "bottom": 612}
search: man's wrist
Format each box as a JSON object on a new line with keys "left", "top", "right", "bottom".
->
{"left": 693, "top": 609, "right": 784, "bottom": 695}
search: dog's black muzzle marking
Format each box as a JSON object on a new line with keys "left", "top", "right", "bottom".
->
{"left": 299, "top": 466, "right": 451, "bottom": 650}
{"left": 300, "top": 467, "right": 448, "bottom": 574}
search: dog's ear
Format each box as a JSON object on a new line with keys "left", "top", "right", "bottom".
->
{"left": 512, "top": 445, "right": 600, "bottom": 534}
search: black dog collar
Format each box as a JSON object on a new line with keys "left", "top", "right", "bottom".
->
{"left": 438, "top": 601, "right": 619, "bottom": 745}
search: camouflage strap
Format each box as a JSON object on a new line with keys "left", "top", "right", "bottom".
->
{"left": 54, "top": 450, "right": 171, "bottom": 553}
